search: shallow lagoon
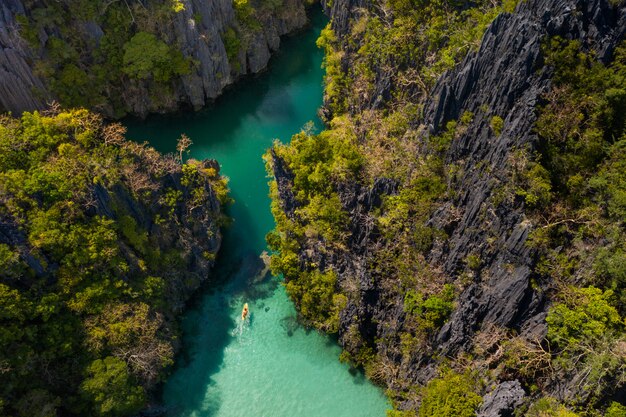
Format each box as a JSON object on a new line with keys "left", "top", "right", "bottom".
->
{"left": 125, "top": 7, "right": 389, "bottom": 417}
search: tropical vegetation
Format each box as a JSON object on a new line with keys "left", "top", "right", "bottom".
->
{"left": 0, "top": 108, "right": 228, "bottom": 416}
{"left": 266, "top": 1, "right": 626, "bottom": 416}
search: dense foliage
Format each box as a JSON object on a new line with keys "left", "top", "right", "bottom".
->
{"left": 0, "top": 108, "right": 228, "bottom": 416}
{"left": 317, "top": 0, "right": 518, "bottom": 116}
{"left": 267, "top": 1, "right": 626, "bottom": 416}
{"left": 14, "top": 0, "right": 289, "bottom": 117}
{"left": 266, "top": 122, "right": 361, "bottom": 332}
{"left": 513, "top": 38, "right": 626, "bottom": 412}
{"left": 122, "top": 32, "right": 190, "bottom": 82}
{"left": 385, "top": 370, "right": 483, "bottom": 417}
{"left": 267, "top": 0, "right": 523, "bottom": 413}
{"left": 417, "top": 370, "right": 482, "bottom": 417}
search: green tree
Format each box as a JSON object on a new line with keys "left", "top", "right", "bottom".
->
{"left": 222, "top": 27, "right": 242, "bottom": 70}
{"left": 80, "top": 356, "right": 145, "bottom": 417}
{"left": 490, "top": 115, "right": 504, "bottom": 135}
{"left": 418, "top": 369, "right": 482, "bottom": 417}
{"left": 546, "top": 287, "right": 622, "bottom": 347}
{"left": 605, "top": 402, "right": 626, "bottom": 417}
{"left": 526, "top": 397, "right": 579, "bottom": 417}
{"left": 122, "top": 32, "right": 190, "bottom": 82}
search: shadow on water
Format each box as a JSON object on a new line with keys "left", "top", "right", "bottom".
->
{"left": 163, "top": 200, "right": 283, "bottom": 416}
{"left": 125, "top": 79, "right": 271, "bottom": 154}
{"left": 124, "top": 9, "right": 325, "bottom": 155}
{"left": 121, "top": 7, "right": 389, "bottom": 417}
{"left": 166, "top": 300, "right": 231, "bottom": 416}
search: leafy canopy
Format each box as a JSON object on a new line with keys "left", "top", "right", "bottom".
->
{"left": 122, "top": 32, "right": 190, "bottom": 82}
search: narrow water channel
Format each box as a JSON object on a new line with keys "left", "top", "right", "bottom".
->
{"left": 125, "top": 8, "right": 389, "bottom": 417}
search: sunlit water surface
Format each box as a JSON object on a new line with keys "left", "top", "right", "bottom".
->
{"left": 125, "top": 8, "right": 389, "bottom": 417}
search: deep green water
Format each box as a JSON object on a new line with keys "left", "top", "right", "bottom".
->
{"left": 124, "top": 8, "right": 389, "bottom": 417}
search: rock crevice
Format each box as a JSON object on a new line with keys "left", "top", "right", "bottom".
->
{"left": 271, "top": 0, "right": 625, "bottom": 413}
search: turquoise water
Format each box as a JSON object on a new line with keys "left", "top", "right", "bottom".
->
{"left": 124, "top": 8, "right": 389, "bottom": 417}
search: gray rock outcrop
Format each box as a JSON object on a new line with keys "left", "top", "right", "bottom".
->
{"left": 477, "top": 380, "right": 526, "bottom": 417}
{"left": 424, "top": 0, "right": 625, "bottom": 360}
{"left": 271, "top": 0, "right": 626, "bottom": 413}
{"left": 0, "top": 0, "right": 51, "bottom": 114}
{"left": 0, "top": 0, "right": 309, "bottom": 117}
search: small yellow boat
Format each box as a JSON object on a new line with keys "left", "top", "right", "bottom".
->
{"left": 241, "top": 303, "right": 249, "bottom": 321}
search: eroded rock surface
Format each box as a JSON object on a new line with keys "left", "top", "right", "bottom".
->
{"left": 271, "top": 0, "right": 626, "bottom": 413}
{"left": 0, "top": 0, "right": 309, "bottom": 117}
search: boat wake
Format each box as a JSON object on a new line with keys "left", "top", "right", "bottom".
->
{"left": 232, "top": 310, "right": 250, "bottom": 337}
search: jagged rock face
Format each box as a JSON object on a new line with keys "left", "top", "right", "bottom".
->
{"left": 321, "top": 0, "right": 366, "bottom": 36}
{"left": 411, "top": 0, "right": 624, "bottom": 407}
{"left": 270, "top": 149, "right": 299, "bottom": 218}
{"left": 0, "top": 0, "right": 51, "bottom": 114}
{"left": 153, "top": 0, "right": 307, "bottom": 114}
{"left": 0, "top": 0, "right": 307, "bottom": 117}
{"left": 477, "top": 380, "right": 526, "bottom": 417}
{"left": 272, "top": 0, "right": 625, "bottom": 413}
{"left": 424, "top": 0, "right": 626, "bottom": 354}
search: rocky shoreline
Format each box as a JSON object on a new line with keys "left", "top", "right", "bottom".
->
{"left": 0, "top": 0, "right": 311, "bottom": 118}
{"left": 269, "top": 0, "right": 626, "bottom": 414}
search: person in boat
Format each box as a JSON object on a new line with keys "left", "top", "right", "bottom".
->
{"left": 241, "top": 303, "right": 249, "bottom": 321}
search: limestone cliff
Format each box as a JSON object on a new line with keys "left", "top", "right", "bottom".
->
{"left": 0, "top": 0, "right": 309, "bottom": 117}
{"left": 0, "top": 0, "right": 51, "bottom": 114}
{"left": 269, "top": 0, "right": 626, "bottom": 414}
